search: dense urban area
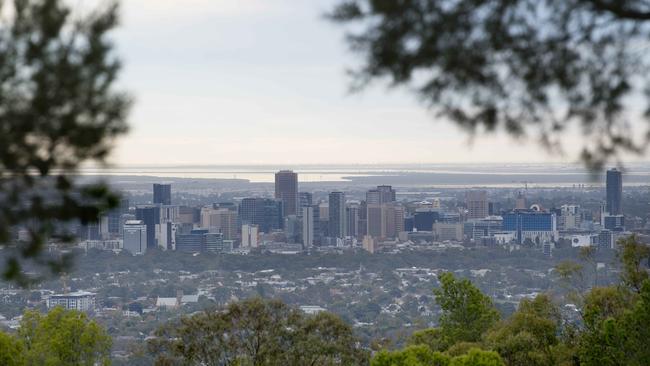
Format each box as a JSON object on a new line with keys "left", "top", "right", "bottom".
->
{"left": 0, "top": 167, "right": 647, "bottom": 364}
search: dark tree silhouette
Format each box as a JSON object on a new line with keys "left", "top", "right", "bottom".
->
{"left": 330, "top": 0, "right": 650, "bottom": 169}
{"left": 0, "top": 0, "right": 129, "bottom": 285}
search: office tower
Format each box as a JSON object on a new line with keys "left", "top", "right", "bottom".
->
{"left": 358, "top": 201, "right": 368, "bottom": 239}
{"left": 302, "top": 206, "right": 314, "bottom": 248}
{"left": 366, "top": 204, "right": 384, "bottom": 238}
{"left": 123, "top": 220, "right": 147, "bottom": 255}
{"left": 275, "top": 170, "right": 298, "bottom": 217}
{"left": 606, "top": 168, "right": 623, "bottom": 215}
{"left": 159, "top": 221, "right": 177, "bottom": 251}
{"left": 503, "top": 210, "right": 558, "bottom": 244}
{"left": 366, "top": 185, "right": 396, "bottom": 205}
{"left": 328, "top": 192, "right": 346, "bottom": 239}
{"left": 346, "top": 204, "right": 360, "bottom": 238}
{"left": 366, "top": 203, "right": 402, "bottom": 239}
{"left": 153, "top": 183, "right": 172, "bottom": 205}
{"left": 387, "top": 204, "right": 405, "bottom": 237}
{"left": 466, "top": 190, "right": 489, "bottom": 219}
{"left": 135, "top": 206, "right": 160, "bottom": 249}
{"left": 285, "top": 215, "right": 301, "bottom": 243}
{"left": 160, "top": 205, "right": 179, "bottom": 222}
{"left": 201, "top": 207, "right": 238, "bottom": 240}
{"left": 557, "top": 205, "right": 582, "bottom": 231}
{"left": 239, "top": 198, "right": 283, "bottom": 233}
{"left": 377, "top": 185, "right": 397, "bottom": 203}
{"left": 242, "top": 224, "right": 259, "bottom": 248}
{"left": 262, "top": 199, "right": 284, "bottom": 232}
{"left": 366, "top": 190, "right": 381, "bottom": 205}
{"left": 239, "top": 198, "right": 265, "bottom": 227}
{"left": 414, "top": 209, "right": 440, "bottom": 231}
{"left": 107, "top": 198, "right": 129, "bottom": 235}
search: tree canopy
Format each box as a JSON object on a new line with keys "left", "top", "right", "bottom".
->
{"left": 433, "top": 272, "right": 500, "bottom": 344}
{"left": 0, "top": 307, "right": 112, "bottom": 366}
{"left": 0, "top": 0, "right": 129, "bottom": 285}
{"left": 148, "top": 297, "right": 369, "bottom": 366}
{"left": 330, "top": 0, "right": 650, "bottom": 169}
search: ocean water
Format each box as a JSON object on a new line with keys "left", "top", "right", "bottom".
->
{"left": 77, "top": 163, "right": 650, "bottom": 187}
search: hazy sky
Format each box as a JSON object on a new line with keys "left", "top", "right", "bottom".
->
{"left": 106, "top": 0, "right": 591, "bottom": 166}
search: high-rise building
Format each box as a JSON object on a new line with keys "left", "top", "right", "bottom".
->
{"left": 377, "top": 185, "right": 397, "bottom": 203}
{"left": 135, "top": 206, "right": 160, "bottom": 249}
{"left": 302, "top": 206, "right": 314, "bottom": 248}
{"left": 606, "top": 168, "right": 623, "bottom": 215}
{"left": 466, "top": 190, "right": 489, "bottom": 219}
{"left": 346, "top": 203, "right": 360, "bottom": 238}
{"left": 201, "top": 207, "right": 238, "bottom": 240}
{"left": 107, "top": 198, "right": 129, "bottom": 236}
{"left": 284, "top": 215, "right": 301, "bottom": 243}
{"left": 153, "top": 184, "right": 172, "bottom": 205}
{"left": 239, "top": 198, "right": 283, "bottom": 233}
{"left": 366, "top": 203, "right": 404, "bottom": 239}
{"left": 413, "top": 209, "right": 440, "bottom": 231}
{"left": 275, "top": 170, "right": 298, "bottom": 217}
{"left": 366, "top": 204, "right": 383, "bottom": 238}
{"left": 241, "top": 224, "right": 259, "bottom": 248}
{"left": 123, "top": 220, "right": 147, "bottom": 255}
{"left": 328, "top": 192, "right": 346, "bottom": 239}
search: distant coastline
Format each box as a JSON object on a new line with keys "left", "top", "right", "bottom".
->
{"left": 75, "top": 163, "right": 650, "bottom": 187}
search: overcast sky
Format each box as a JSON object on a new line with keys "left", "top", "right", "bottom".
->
{"left": 105, "top": 0, "right": 597, "bottom": 166}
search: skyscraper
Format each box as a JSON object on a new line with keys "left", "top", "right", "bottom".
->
{"left": 123, "top": 220, "right": 147, "bottom": 255}
{"left": 606, "top": 168, "right": 623, "bottom": 215}
{"left": 241, "top": 224, "right": 259, "bottom": 248}
{"left": 466, "top": 190, "right": 489, "bottom": 219}
{"left": 366, "top": 185, "right": 396, "bottom": 205}
{"left": 275, "top": 170, "right": 298, "bottom": 217}
{"left": 377, "top": 185, "right": 397, "bottom": 203}
{"left": 346, "top": 203, "right": 360, "bottom": 238}
{"left": 107, "top": 198, "right": 129, "bottom": 235}
{"left": 238, "top": 198, "right": 283, "bottom": 233}
{"left": 328, "top": 192, "right": 346, "bottom": 239}
{"left": 153, "top": 183, "right": 172, "bottom": 205}
{"left": 302, "top": 206, "right": 314, "bottom": 248}
{"left": 135, "top": 206, "right": 160, "bottom": 249}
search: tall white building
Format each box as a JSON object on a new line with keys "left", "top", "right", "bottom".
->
{"left": 302, "top": 206, "right": 314, "bottom": 248}
{"left": 242, "top": 224, "right": 259, "bottom": 248}
{"left": 123, "top": 220, "right": 147, "bottom": 255}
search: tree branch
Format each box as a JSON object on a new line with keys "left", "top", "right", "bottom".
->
{"left": 586, "top": 0, "right": 650, "bottom": 20}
